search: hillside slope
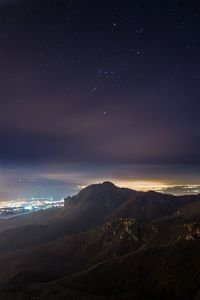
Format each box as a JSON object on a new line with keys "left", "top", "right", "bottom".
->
{"left": 0, "top": 183, "right": 199, "bottom": 299}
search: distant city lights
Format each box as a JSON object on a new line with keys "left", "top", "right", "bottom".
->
{"left": 0, "top": 197, "right": 64, "bottom": 218}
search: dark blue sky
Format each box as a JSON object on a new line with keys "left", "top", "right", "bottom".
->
{"left": 0, "top": 0, "right": 199, "bottom": 199}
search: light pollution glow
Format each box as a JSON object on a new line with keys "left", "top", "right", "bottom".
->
{"left": 0, "top": 166, "right": 200, "bottom": 203}
{"left": 75, "top": 180, "right": 200, "bottom": 195}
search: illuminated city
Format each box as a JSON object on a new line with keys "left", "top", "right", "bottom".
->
{"left": 0, "top": 197, "right": 64, "bottom": 218}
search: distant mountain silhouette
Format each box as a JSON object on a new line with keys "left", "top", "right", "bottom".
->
{"left": 0, "top": 182, "right": 199, "bottom": 253}
{"left": 64, "top": 181, "right": 138, "bottom": 227}
{"left": 108, "top": 190, "right": 200, "bottom": 220}
{"left": 0, "top": 182, "right": 199, "bottom": 299}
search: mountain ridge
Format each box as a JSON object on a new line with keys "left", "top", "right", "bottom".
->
{"left": 0, "top": 182, "right": 200, "bottom": 299}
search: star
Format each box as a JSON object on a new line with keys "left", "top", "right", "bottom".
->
{"left": 92, "top": 87, "right": 97, "bottom": 92}
{"left": 136, "top": 28, "right": 143, "bottom": 34}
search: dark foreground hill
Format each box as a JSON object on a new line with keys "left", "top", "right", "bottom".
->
{"left": 0, "top": 182, "right": 200, "bottom": 299}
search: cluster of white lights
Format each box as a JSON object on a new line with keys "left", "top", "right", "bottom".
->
{"left": 0, "top": 197, "right": 64, "bottom": 217}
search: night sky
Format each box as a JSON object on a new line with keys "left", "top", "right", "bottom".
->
{"left": 0, "top": 0, "right": 200, "bottom": 200}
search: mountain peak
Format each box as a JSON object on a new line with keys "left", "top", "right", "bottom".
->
{"left": 64, "top": 182, "right": 137, "bottom": 227}
{"left": 102, "top": 181, "right": 116, "bottom": 187}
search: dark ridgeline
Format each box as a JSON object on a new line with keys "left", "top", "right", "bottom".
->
{"left": 0, "top": 182, "right": 200, "bottom": 299}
